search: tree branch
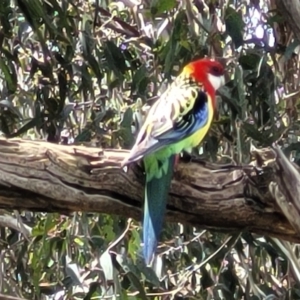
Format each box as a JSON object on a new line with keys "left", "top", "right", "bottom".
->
{"left": 276, "top": 0, "right": 300, "bottom": 41}
{"left": 0, "top": 138, "right": 298, "bottom": 242}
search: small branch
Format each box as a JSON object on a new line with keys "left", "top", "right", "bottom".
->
{"left": 0, "top": 294, "right": 28, "bottom": 300}
{"left": 0, "top": 213, "right": 31, "bottom": 238}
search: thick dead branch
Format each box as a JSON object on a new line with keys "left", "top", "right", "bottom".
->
{"left": 0, "top": 138, "right": 298, "bottom": 242}
{"left": 270, "top": 145, "right": 300, "bottom": 233}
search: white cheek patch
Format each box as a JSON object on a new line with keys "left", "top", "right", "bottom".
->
{"left": 208, "top": 74, "right": 225, "bottom": 90}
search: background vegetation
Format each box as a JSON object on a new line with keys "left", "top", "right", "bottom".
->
{"left": 0, "top": 0, "right": 299, "bottom": 299}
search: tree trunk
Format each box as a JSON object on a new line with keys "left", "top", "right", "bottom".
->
{"left": 275, "top": 0, "right": 300, "bottom": 41}
{"left": 0, "top": 138, "right": 299, "bottom": 242}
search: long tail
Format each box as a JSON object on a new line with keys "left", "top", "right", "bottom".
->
{"left": 143, "top": 155, "right": 175, "bottom": 265}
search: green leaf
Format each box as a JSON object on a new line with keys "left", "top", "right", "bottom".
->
{"left": 58, "top": 69, "right": 67, "bottom": 112}
{"left": 225, "top": 6, "right": 244, "bottom": 48}
{"left": 0, "top": 99, "right": 23, "bottom": 119}
{"left": 87, "top": 55, "right": 102, "bottom": 83}
{"left": 103, "top": 41, "right": 127, "bottom": 78}
{"left": 75, "top": 128, "right": 92, "bottom": 142}
{"left": 150, "top": 0, "right": 177, "bottom": 16}
{"left": 0, "top": 59, "right": 17, "bottom": 93}
{"left": 285, "top": 40, "right": 300, "bottom": 59}
{"left": 137, "top": 256, "right": 160, "bottom": 286}
{"left": 0, "top": 0, "right": 13, "bottom": 36}
{"left": 117, "top": 256, "right": 148, "bottom": 300}
{"left": 239, "top": 53, "right": 261, "bottom": 70}
{"left": 234, "top": 65, "right": 247, "bottom": 119}
{"left": 74, "top": 237, "right": 85, "bottom": 247}
{"left": 128, "top": 228, "right": 141, "bottom": 259}
{"left": 8, "top": 117, "right": 42, "bottom": 138}
{"left": 131, "top": 65, "right": 149, "bottom": 95}
{"left": 118, "top": 107, "right": 134, "bottom": 149}
{"left": 162, "top": 11, "right": 188, "bottom": 77}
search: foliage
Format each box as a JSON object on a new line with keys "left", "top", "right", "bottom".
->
{"left": 0, "top": 0, "right": 300, "bottom": 299}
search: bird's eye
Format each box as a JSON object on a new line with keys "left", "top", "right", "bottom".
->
{"left": 210, "top": 65, "right": 224, "bottom": 76}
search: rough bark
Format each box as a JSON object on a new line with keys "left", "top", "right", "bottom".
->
{"left": 0, "top": 138, "right": 299, "bottom": 242}
{"left": 276, "top": 0, "right": 300, "bottom": 41}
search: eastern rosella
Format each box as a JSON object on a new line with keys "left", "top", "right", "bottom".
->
{"left": 122, "top": 58, "right": 225, "bottom": 265}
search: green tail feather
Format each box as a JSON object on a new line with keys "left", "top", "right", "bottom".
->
{"left": 143, "top": 155, "right": 175, "bottom": 265}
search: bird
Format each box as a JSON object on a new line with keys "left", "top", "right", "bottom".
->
{"left": 122, "top": 58, "right": 225, "bottom": 265}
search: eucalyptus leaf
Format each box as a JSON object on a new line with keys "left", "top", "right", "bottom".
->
{"left": 225, "top": 6, "right": 244, "bottom": 48}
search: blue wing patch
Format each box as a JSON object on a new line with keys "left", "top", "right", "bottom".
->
{"left": 157, "top": 91, "right": 209, "bottom": 143}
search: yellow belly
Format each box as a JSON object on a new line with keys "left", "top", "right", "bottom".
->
{"left": 173, "top": 98, "right": 214, "bottom": 153}
{"left": 145, "top": 100, "right": 214, "bottom": 179}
